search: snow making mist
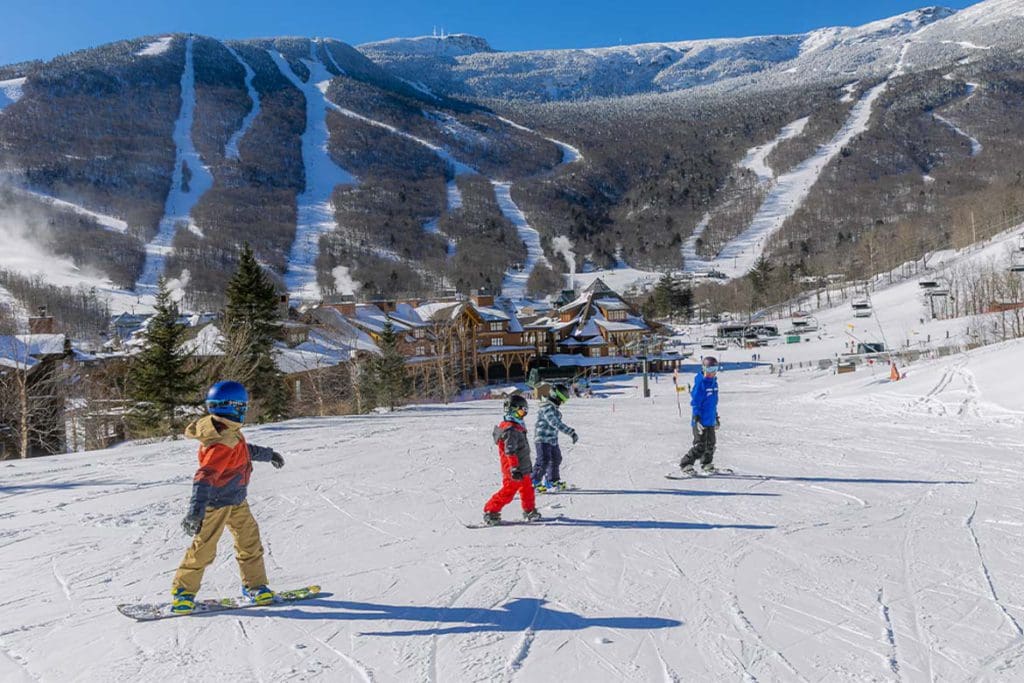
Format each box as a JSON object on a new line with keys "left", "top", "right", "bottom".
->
{"left": 332, "top": 266, "right": 362, "bottom": 296}
{"left": 552, "top": 236, "right": 576, "bottom": 290}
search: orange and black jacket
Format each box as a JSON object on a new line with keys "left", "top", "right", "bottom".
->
{"left": 184, "top": 415, "right": 276, "bottom": 518}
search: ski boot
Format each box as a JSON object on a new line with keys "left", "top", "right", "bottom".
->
{"left": 242, "top": 585, "right": 275, "bottom": 606}
{"left": 170, "top": 588, "right": 196, "bottom": 614}
{"left": 522, "top": 508, "right": 543, "bottom": 522}
{"left": 553, "top": 480, "right": 568, "bottom": 491}
{"left": 483, "top": 511, "right": 502, "bottom": 526}
{"left": 534, "top": 481, "right": 549, "bottom": 493}
{"left": 701, "top": 463, "right": 718, "bottom": 475}
{"left": 679, "top": 462, "right": 696, "bottom": 476}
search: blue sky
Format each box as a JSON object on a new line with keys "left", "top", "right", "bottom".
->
{"left": 2, "top": 0, "right": 980, "bottom": 65}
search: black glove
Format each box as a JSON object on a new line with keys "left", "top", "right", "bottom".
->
{"left": 716, "top": 416, "right": 721, "bottom": 428}
{"left": 570, "top": 431, "right": 579, "bottom": 445}
{"left": 181, "top": 512, "right": 203, "bottom": 536}
{"left": 510, "top": 468, "right": 524, "bottom": 481}
{"left": 271, "top": 451, "right": 285, "bottom": 469}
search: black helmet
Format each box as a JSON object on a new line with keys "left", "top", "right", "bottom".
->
{"left": 550, "top": 383, "right": 570, "bottom": 405}
{"left": 504, "top": 394, "right": 528, "bottom": 415}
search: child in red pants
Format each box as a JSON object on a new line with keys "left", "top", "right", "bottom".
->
{"left": 483, "top": 394, "right": 542, "bottom": 526}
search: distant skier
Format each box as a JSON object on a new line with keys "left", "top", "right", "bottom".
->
{"left": 532, "top": 383, "right": 579, "bottom": 492}
{"left": 483, "top": 394, "right": 542, "bottom": 526}
{"left": 170, "top": 381, "right": 286, "bottom": 614}
{"left": 679, "top": 357, "right": 721, "bottom": 475}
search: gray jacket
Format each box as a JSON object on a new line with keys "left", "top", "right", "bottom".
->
{"left": 493, "top": 422, "right": 533, "bottom": 473}
{"left": 534, "top": 399, "right": 576, "bottom": 445}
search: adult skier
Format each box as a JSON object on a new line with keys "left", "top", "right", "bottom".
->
{"left": 483, "top": 394, "right": 542, "bottom": 526}
{"left": 170, "top": 381, "right": 286, "bottom": 614}
{"left": 532, "top": 383, "right": 578, "bottom": 491}
{"left": 679, "top": 356, "right": 721, "bottom": 475}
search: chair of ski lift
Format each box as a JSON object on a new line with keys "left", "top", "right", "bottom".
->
{"left": 1010, "top": 252, "right": 1024, "bottom": 273}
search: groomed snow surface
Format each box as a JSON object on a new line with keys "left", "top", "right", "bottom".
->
{"left": 222, "top": 44, "right": 261, "bottom": 161}
{"left": 3, "top": 339, "right": 1024, "bottom": 680}
{"left": 271, "top": 49, "right": 357, "bottom": 303}
{"left": 494, "top": 180, "right": 550, "bottom": 301}
{"left": 137, "top": 36, "right": 214, "bottom": 291}
{"left": 0, "top": 77, "right": 26, "bottom": 111}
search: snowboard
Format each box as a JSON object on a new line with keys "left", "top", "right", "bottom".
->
{"left": 117, "top": 585, "right": 321, "bottom": 621}
{"left": 665, "top": 467, "right": 734, "bottom": 480}
{"left": 464, "top": 514, "right": 565, "bottom": 529}
{"left": 536, "top": 484, "right": 578, "bottom": 494}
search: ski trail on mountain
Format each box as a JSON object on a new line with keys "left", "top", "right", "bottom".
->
{"left": 222, "top": 43, "right": 261, "bottom": 161}
{"left": 270, "top": 46, "right": 357, "bottom": 302}
{"left": 705, "top": 79, "right": 889, "bottom": 279}
{"left": 933, "top": 113, "right": 982, "bottom": 157}
{"left": 494, "top": 115, "right": 584, "bottom": 165}
{"left": 3, "top": 185, "right": 128, "bottom": 234}
{"left": 0, "top": 77, "right": 26, "bottom": 111}
{"left": 739, "top": 116, "right": 810, "bottom": 183}
{"left": 137, "top": 36, "right": 214, "bottom": 291}
{"left": 493, "top": 180, "right": 549, "bottom": 301}
{"left": 681, "top": 212, "right": 712, "bottom": 271}
{"left": 321, "top": 100, "right": 474, "bottom": 253}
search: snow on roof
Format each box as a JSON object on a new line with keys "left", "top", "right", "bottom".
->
{"left": 415, "top": 301, "right": 462, "bottom": 321}
{"left": 309, "top": 308, "right": 381, "bottom": 355}
{"left": 16, "top": 334, "right": 66, "bottom": 356}
{"left": 594, "top": 298, "right": 631, "bottom": 311}
{"left": 180, "top": 325, "right": 225, "bottom": 357}
{"left": 576, "top": 319, "right": 602, "bottom": 338}
{"left": 0, "top": 336, "right": 37, "bottom": 369}
{"left": 475, "top": 306, "right": 511, "bottom": 322}
{"left": 594, "top": 318, "right": 648, "bottom": 332}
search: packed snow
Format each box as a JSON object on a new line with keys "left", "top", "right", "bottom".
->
{"left": 495, "top": 115, "right": 584, "bottom": 165}
{"left": 0, "top": 77, "right": 26, "bottom": 111}
{"left": 137, "top": 37, "right": 215, "bottom": 291}
{"left": 494, "top": 181, "right": 550, "bottom": 301}
{"left": 709, "top": 80, "right": 890, "bottom": 279}
{"left": 222, "top": 43, "right": 261, "bottom": 161}
{"left": 4, "top": 337, "right": 1024, "bottom": 678}
{"left": 136, "top": 36, "right": 173, "bottom": 58}
{"left": 739, "top": 116, "right": 809, "bottom": 183}
{"left": 270, "top": 48, "right": 357, "bottom": 303}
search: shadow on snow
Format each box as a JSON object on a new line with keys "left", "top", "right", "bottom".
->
{"left": 550, "top": 517, "right": 775, "bottom": 530}
{"left": 727, "top": 474, "right": 972, "bottom": 485}
{"left": 564, "top": 488, "right": 780, "bottom": 498}
{"left": 225, "top": 595, "right": 683, "bottom": 636}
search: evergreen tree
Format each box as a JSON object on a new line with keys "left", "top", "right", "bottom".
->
{"left": 221, "top": 244, "right": 288, "bottom": 422}
{"left": 364, "top": 320, "right": 410, "bottom": 411}
{"left": 127, "top": 278, "right": 203, "bottom": 433}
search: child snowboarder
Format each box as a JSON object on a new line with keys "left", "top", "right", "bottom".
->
{"left": 532, "top": 383, "right": 579, "bottom": 492}
{"left": 170, "top": 381, "right": 286, "bottom": 614}
{"left": 483, "top": 394, "right": 542, "bottom": 526}
{"left": 679, "top": 357, "right": 721, "bottom": 475}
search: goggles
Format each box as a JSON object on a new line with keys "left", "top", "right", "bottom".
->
{"left": 509, "top": 406, "right": 528, "bottom": 419}
{"left": 207, "top": 399, "right": 248, "bottom": 418}
{"left": 703, "top": 365, "right": 719, "bottom": 374}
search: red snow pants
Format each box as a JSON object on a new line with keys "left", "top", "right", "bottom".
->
{"left": 484, "top": 454, "right": 536, "bottom": 513}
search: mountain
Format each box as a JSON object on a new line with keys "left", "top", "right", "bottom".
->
{"left": 1, "top": 1, "right": 1023, "bottom": 333}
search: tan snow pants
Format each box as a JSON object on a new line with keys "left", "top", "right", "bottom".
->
{"left": 172, "top": 501, "right": 268, "bottom": 594}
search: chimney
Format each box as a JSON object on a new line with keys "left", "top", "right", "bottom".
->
{"left": 323, "top": 294, "right": 357, "bottom": 317}
{"left": 28, "top": 307, "right": 56, "bottom": 335}
{"left": 471, "top": 288, "right": 494, "bottom": 308}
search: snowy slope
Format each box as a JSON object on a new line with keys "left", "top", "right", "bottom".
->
{"left": 494, "top": 181, "right": 550, "bottom": 301}
{"left": 3, "top": 343, "right": 1024, "bottom": 679}
{"left": 709, "top": 81, "right": 891, "bottom": 278}
{"left": 0, "top": 77, "right": 26, "bottom": 111}
{"left": 137, "top": 36, "right": 215, "bottom": 291}
{"left": 271, "top": 47, "right": 357, "bottom": 302}
{"left": 222, "top": 43, "right": 261, "bottom": 161}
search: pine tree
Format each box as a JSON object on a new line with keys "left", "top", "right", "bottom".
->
{"left": 220, "top": 244, "right": 288, "bottom": 422}
{"left": 365, "top": 320, "right": 410, "bottom": 411}
{"left": 127, "top": 278, "right": 203, "bottom": 434}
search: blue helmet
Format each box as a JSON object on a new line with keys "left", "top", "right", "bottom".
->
{"left": 206, "top": 381, "right": 249, "bottom": 423}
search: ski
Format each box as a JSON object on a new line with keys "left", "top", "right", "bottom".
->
{"left": 464, "top": 514, "right": 565, "bottom": 529}
{"left": 117, "top": 585, "right": 321, "bottom": 621}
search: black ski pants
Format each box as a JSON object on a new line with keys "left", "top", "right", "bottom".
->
{"left": 681, "top": 425, "right": 716, "bottom": 467}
